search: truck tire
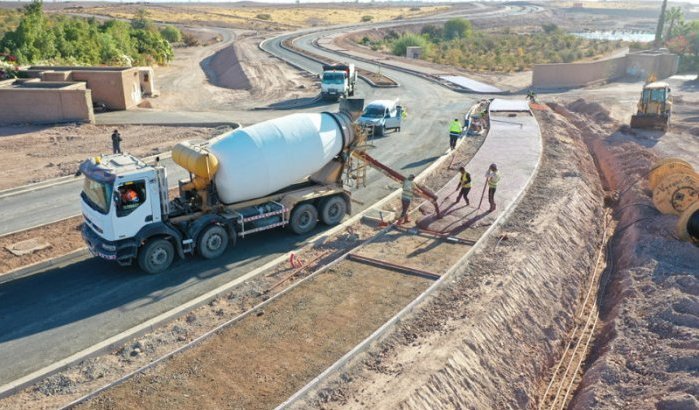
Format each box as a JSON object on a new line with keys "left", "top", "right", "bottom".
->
{"left": 198, "top": 224, "right": 229, "bottom": 259}
{"left": 289, "top": 203, "right": 318, "bottom": 235}
{"left": 138, "top": 238, "right": 175, "bottom": 274}
{"left": 319, "top": 196, "right": 346, "bottom": 225}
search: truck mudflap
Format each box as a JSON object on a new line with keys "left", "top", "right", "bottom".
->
{"left": 81, "top": 223, "right": 138, "bottom": 265}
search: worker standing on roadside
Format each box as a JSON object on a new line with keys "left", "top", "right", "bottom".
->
{"left": 454, "top": 166, "right": 472, "bottom": 206}
{"left": 399, "top": 174, "right": 415, "bottom": 224}
{"left": 485, "top": 163, "right": 501, "bottom": 212}
{"left": 111, "top": 129, "right": 122, "bottom": 154}
{"left": 449, "top": 118, "right": 462, "bottom": 150}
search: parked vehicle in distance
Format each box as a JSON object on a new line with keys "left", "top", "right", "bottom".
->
{"left": 356, "top": 99, "right": 403, "bottom": 137}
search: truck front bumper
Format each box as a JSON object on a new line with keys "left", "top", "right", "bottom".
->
{"left": 82, "top": 224, "right": 138, "bottom": 265}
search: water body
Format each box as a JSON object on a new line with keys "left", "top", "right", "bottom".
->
{"left": 573, "top": 31, "right": 655, "bottom": 43}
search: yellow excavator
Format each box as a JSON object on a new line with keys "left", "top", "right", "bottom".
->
{"left": 630, "top": 80, "right": 672, "bottom": 131}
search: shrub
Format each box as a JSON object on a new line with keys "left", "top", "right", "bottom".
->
{"left": 256, "top": 14, "right": 271, "bottom": 20}
{"left": 361, "top": 15, "right": 373, "bottom": 22}
{"left": 444, "top": 18, "right": 472, "bottom": 40}
{"left": 159, "top": 25, "right": 182, "bottom": 43}
{"left": 391, "top": 33, "right": 429, "bottom": 57}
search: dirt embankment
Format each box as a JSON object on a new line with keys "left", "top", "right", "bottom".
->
{"left": 293, "top": 108, "right": 607, "bottom": 409}
{"left": 554, "top": 101, "right": 699, "bottom": 409}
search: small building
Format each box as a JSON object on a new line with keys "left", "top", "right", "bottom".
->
{"left": 0, "top": 79, "right": 94, "bottom": 125}
{"left": 23, "top": 66, "right": 158, "bottom": 111}
{"left": 406, "top": 46, "right": 423, "bottom": 59}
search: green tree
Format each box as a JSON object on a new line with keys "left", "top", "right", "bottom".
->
{"left": 664, "top": 7, "right": 684, "bottom": 39}
{"left": 0, "top": 0, "right": 57, "bottom": 64}
{"left": 444, "top": 18, "right": 472, "bottom": 40}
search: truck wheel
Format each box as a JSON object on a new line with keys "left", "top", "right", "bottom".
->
{"left": 289, "top": 203, "right": 318, "bottom": 235}
{"left": 198, "top": 224, "right": 229, "bottom": 259}
{"left": 138, "top": 238, "right": 175, "bottom": 274}
{"left": 319, "top": 196, "right": 347, "bottom": 225}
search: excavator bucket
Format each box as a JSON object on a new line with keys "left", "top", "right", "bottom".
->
{"left": 630, "top": 114, "right": 669, "bottom": 130}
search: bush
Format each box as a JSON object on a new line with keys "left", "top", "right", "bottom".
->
{"left": 256, "top": 14, "right": 271, "bottom": 20}
{"left": 391, "top": 33, "right": 429, "bottom": 57}
{"left": 182, "top": 32, "right": 200, "bottom": 47}
{"left": 361, "top": 15, "right": 373, "bottom": 22}
{"left": 159, "top": 25, "right": 182, "bottom": 43}
{"left": 444, "top": 18, "right": 472, "bottom": 40}
{"left": 542, "top": 23, "right": 559, "bottom": 34}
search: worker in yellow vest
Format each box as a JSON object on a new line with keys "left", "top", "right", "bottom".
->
{"left": 485, "top": 163, "right": 501, "bottom": 212}
{"left": 449, "top": 118, "right": 462, "bottom": 150}
{"left": 399, "top": 174, "right": 415, "bottom": 224}
{"left": 454, "top": 166, "right": 472, "bottom": 206}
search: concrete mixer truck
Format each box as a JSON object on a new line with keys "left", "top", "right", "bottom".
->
{"left": 79, "top": 101, "right": 366, "bottom": 274}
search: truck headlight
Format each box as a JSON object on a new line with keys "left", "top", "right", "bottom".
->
{"left": 101, "top": 243, "right": 117, "bottom": 251}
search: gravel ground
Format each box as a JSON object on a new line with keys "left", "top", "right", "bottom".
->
{"left": 0, "top": 125, "right": 214, "bottom": 191}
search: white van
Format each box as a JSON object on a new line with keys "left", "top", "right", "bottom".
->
{"left": 356, "top": 99, "right": 403, "bottom": 137}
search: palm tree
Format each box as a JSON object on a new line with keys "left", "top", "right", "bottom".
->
{"left": 664, "top": 7, "right": 684, "bottom": 40}
{"left": 655, "top": 0, "right": 668, "bottom": 46}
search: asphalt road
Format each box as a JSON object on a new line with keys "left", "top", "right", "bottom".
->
{"left": 0, "top": 3, "right": 538, "bottom": 390}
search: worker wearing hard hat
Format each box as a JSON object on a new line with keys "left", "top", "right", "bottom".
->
{"left": 454, "top": 167, "right": 472, "bottom": 206}
{"left": 399, "top": 174, "right": 415, "bottom": 224}
{"left": 485, "top": 163, "right": 501, "bottom": 212}
{"left": 449, "top": 118, "right": 463, "bottom": 150}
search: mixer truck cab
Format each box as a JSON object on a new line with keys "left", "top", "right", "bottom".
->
{"left": 320, "top": 63, "right": 356, "bottom": 101}
{"left": 79, "top": 105, "right": 362, "bottom": 274}
{"left": 356, "top": 100, "right": 402, "bottom": 137}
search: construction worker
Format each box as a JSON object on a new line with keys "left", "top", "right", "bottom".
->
{"left": 485, "top": 163, "right": 501, "bottom": 212}
{"left": 449, "top": 118, "right": 462, "bottom": 150}
{"left": 111, "top": 129, "right": 122, "bottom": 154}
{"left": 454, "top": 166, "right": 472, "bottom": 206}
{"left": 399, "top": 174, "right": 415, "bottom": 224}
{"left": 119, "top": 186, "right": 140, "bottom": 208}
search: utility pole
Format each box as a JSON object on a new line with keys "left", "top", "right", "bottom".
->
{"left": 654, "top": 0, "right": 668, "bottom": 47}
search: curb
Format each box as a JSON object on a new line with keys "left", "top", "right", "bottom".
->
{"left": 261, "top": 33, "right": 399, "bottom": 88}
{"left": 278, "top": 105, "right": 543, "bottom": 409}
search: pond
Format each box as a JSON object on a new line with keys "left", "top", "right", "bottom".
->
{"left": 573, "top": 31, "right": 655, "bottom": 43}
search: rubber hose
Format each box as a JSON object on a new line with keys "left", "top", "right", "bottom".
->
{"left": 688, "top": 209, "right": 699, "bottom": 243}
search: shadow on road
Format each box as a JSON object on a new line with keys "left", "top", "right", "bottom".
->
{"left": 0, "top": 227, "right": 323, "bottom": 347}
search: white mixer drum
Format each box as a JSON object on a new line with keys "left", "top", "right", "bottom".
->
{"left": 208, "top": 112, "right": 345, "bottom": 204}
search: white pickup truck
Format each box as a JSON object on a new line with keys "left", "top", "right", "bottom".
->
{"left": 356, "top": 99, "right": 403, "bottom": 137}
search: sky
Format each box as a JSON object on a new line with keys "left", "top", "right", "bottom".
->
{"left": 1, "top": 0, "right": 698, "bottom": 4}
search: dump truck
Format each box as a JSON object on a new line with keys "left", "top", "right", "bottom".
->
{"left": 79, "top": 99, "right": 438, "bottom": 274}
{"left": 630, "top": 81, "right": 672, "bottom": 131}
{"left": 320, "top": 63, "right": 356, "bottom": 101}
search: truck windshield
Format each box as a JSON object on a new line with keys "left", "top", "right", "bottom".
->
{"left": 82, "top": 177, "right": 112, "bottom": 214}
{"left": 362, "top": 106, "right": 385, "bottom": 119}
{"left": 322, "top": 72, "right": 345, "bottom": 84}
{"left": 643, "top": 88, "right": 666, "bottom": 103}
